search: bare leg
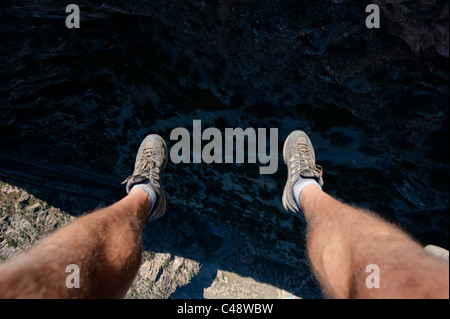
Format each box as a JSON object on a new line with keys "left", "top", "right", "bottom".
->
{"left": 0, "top": 188, "right": 150, "bottom": 298}
{"left": 300, "top": 184, "right": 449, "bottom": 299}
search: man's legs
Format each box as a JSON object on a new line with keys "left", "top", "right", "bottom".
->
{"left": 299, "top": 184, "right": 449, "bottom": 298}
{"left": 0, "top": 188, "right": 150, "bottom": 298}
{"left": 0, "top": 134, "right": 168, "bottom": 298}
{"left": 283, "top": 130, "right": 449, "bottom": 299}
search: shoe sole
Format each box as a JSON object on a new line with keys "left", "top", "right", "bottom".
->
{"left": 156, "top": 135, "right": 169, "bottom": 220}
{"left": 147, "top": 134, "right": 169, "bottom": 222}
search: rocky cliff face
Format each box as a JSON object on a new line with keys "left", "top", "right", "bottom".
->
{"left": 0, "top": 0, "right": 448, "bottom": 298}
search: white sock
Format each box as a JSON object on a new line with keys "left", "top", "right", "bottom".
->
{"left": 293, "top": 177, "right": 322, "bottom": 209}
{"left": 131, "top": 183, "right": 157, "bottom": 214}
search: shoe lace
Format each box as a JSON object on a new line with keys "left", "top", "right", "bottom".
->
{"left": 290, "top": 142, "right": 322, "bottom": 180}
{"left": 122, "top": 148, "right": 162, "bottom": 188}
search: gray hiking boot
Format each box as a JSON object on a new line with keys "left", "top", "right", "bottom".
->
{"left": 122, "top": 134, "right": 168, "bottom": 222}
{"left": 282, "top": 131, "right": 323, "bottom": 213}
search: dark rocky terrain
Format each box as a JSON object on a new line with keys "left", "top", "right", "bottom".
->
{"left": 0, "top": 0, "right": 448, "bottom": 298}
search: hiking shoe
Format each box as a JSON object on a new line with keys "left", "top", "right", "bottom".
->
{"left": 122, "top": 134, "right": 168, "bottom": 222}
{"left": 282, "top": 131, "right": 323, "bottom": 213}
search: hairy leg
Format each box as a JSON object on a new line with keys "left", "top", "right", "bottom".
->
{"left": 0, "top": 188, "right": 150, "bottom": 298}
{"left": 300, "top": 185, "right": 449, "bottom": 299}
